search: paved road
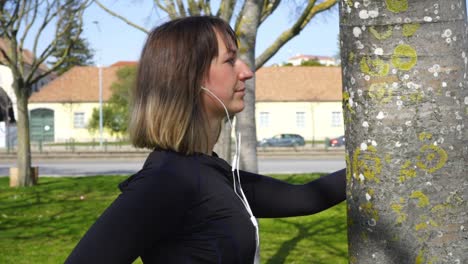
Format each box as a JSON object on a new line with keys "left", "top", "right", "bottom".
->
{"left": 0, "top": 156, "right": 345, "bottom": 176}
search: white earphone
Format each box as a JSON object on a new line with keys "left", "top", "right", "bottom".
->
{"left": 201, "top": 86, "right": 260, "bottom": 263}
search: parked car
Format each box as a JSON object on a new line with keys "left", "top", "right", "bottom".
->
{"left": 329, "top": 135, "right": 345, "bottom": 147}
{"left": 258, "top": 134, "right": 305, "bottom": 147}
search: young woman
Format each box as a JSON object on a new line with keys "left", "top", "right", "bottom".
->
{"left": 65, "top": 16, "right": 346, "bottom": 264}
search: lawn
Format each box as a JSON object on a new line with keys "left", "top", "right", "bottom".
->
{"left": 0, "top": 174, "right": 348, "bottom": 264}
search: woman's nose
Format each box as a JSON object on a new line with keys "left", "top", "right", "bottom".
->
{"left": 237, "top": 60, "right": 254, "bottom": 80}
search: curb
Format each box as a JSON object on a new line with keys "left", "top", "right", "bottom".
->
{"left": 0, "top": 149, "right": 345, "bottom": 161}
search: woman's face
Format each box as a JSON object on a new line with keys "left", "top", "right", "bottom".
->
{"left": 202, "top": 31, "right": 253, "bottom": 120}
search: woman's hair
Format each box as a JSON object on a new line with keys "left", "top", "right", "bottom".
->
{"left": 129, "top": 16, "right": 238, "bottom": 154}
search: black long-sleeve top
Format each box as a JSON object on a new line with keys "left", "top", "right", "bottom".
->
{"left": 65, "top": 150, "right": 346, "bottom": 263}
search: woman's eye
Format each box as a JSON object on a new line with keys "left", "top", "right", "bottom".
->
{"left": 226, "top": 58, "right": 236, "bottom": 65}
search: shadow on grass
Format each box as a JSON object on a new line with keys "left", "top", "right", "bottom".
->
{"left": 264, "top": 216, "right": 347, "bottom": 264}
{"left": 0, "top": 176, "right": 127, "bottom": 242}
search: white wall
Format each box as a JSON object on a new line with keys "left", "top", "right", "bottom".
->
{"left": 255, "top": 101, "right": 344, "bottom": 141}
{"left": 287, "top": 57, "right": 337, "bottom": 66}
{"left": 29, "top": 102, "right": 116, "bottom": 142}
{"left": 0, "top": 121, "right": 17, "bottom": 148}
{"left": 0, "top": 65, "right": 16, "bottom": 120}
{"left": 0, "top": 64, "right": 54, "bottom": 121}
{"left": 0, "top": 122, "right": 5, "bottom": 148}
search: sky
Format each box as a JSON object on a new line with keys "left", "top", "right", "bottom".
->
{"left": 80, "top": 0, "right": 341, "bottom": 67}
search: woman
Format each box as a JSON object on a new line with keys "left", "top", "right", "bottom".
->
{"left": 65, "top": 16, "right": 346, "bottom": 264}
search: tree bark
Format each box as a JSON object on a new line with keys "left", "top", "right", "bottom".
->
{"left": 14, "top": 80, "right": 33, "bottom": 186}
{"left": 235, "top": 0, "right": 262, "bottom": 173}
{"left": 340, "top": 0, "right": 467, "bottom": 263}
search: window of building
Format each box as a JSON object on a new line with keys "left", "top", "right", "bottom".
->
{"left": 74, "top": 112, "right": 85, "bottom": 128}
{"left": 296, "top": 112, "right": 305, "bottom": 128}
{"left": 259, "top": 112, "right": 270, "bottom": 128}
{"left": 331, "top": 111, "right": 342, "bottom": 127}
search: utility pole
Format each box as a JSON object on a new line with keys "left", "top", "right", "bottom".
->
{"left": 93, "top": 20, "right": 104, "bottom": 148}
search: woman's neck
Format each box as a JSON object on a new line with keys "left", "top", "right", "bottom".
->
{"left": 206, "top": 116, "right": 223, "bottom": 155}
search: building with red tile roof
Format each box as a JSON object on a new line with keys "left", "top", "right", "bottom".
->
{"left": 28, "top": 63, "right": 344, "bottom": 142}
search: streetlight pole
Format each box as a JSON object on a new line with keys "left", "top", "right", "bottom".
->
{"left": 93, "top": 20, "right": 104, "bottom": 149}
{"left": 98, "top": 65, "right": 103, "bottom": 148}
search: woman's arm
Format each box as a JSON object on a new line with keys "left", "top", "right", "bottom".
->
{"left": 65, "top": 169, "right": 190, "bottom": 263}
{"left": 240, "top": 169, "right": 346, "bottom": 218}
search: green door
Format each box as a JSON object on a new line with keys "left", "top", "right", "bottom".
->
{"left": 30, "top": 108, "right": 54, "bottom": 142}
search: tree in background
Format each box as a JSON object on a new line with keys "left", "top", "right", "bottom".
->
{"left": 96, "top": 0, "right": 338, "bottom": 172}
{"left": 48, "top": 0, "right": 94, "bottom": 75}
{"left": 88, "top": 66, "right": 135, "bottom": 136}
{"left": 0, "top": 0, "right": 91, "bottom": 186}
{"left": 300, "top": 58, "right": 324, "bottom": 66}
{"left": 340, "top": 0, "right": 467, "bottom": 262}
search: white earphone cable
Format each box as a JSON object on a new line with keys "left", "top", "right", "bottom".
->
{"left": 201, "top": 86, "right": 259, "bottom": 263}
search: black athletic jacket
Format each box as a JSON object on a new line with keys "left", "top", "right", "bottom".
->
{"left": 65, "top": 150, "right": 346, "bottom": 263}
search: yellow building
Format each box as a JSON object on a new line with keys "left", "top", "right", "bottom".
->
{"left": 28, "top": 62, "right": 136, "bottom": 142}
{"left": 255, "top": 67, "right": 343, "bottom": 141}
{"left": 29, "top": 63, "right": 343, "bottom": 143}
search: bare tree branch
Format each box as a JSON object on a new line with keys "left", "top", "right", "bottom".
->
{"left": 233, "top": 0, "right": 248, "bottom": 33}
{"left": 19, "top": 0, "right": 39, "bottom": 47}
{"left": 154, "top": 0, "right": 172, "bottom": 17}
{"left": 31, "top": 0, "right": 56, "bottom": 63}
{"left": 175, "top": 0, "right": 187, "bottom": 16}
{"left": 217, "top": 0, "right": 235, "bottom": 22}
{"left": 26, "top": 19, "right": 72, "bottom": 83}
{"left": 10, "top": 2, "right": 26, "bottom": 77}
{"left": 201, "top": 0, "right": 212, "bottom": 15}
{"left": 255, "top": 0, "right": 337, "bottom": 69}
{"left": 26, "top": 0, "right": 61, "bottom": 81}
{"left": 95, "top": 0, "right": 149, "bottom": 33}
{"left": 0, "top": 2, "right": 18, "bottom": 30}
{"left": 0, "top": 46, "right": 13, "bottom": 66}
{"left": 259, "top": 0, "right": 281, "bottom": 26}
{"left": 299, "top": 0, "right": 336, "bottom": 28}
{"left": 28, "top": 1, "right": 86, "bottom": 85}
{"left": 162, "top": 0, "right": 179, "bottom": 18}
{"left": 12, "top": 0, "right": 26, "bottom": 33}
{"left": 187, "top": 0, "right": 200, "bottom": 16}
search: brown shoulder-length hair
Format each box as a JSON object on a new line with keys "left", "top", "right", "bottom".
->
{"left": 129, "top": 16, "right": 238, "bottom": 155}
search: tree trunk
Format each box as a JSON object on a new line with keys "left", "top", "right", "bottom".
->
{"left": 14, "top": 82, "right": 34, "bottom": 187}
{"left": 236, "top": 0, "right": 262, "bottom": 173}
{"left": 237, "top": 75, "right": 258, "bottom": 173}
{"left": 340, "top": 0, "right": 467, "bottom": 263}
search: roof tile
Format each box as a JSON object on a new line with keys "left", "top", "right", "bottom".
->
{"left": 255, "top": 66, "right": 342, "bottom": 101}
{"left": 29, "top": 66, "right": 127, "bottom": 102}
{"left": 30, "top": 64, "right": 342, "bottom": 103}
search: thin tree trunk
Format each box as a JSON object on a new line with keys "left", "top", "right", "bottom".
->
{"left": 236, "top": 0, "right": 262, "bottom": 173}
{"left": 340, "top": 0, "right": 467, "bottom": 263}
{"left": 15, "top": 82, "right": 33, "bottom": 187}
{"left": 237, "top": 76, "right": 258, "bottom": 173}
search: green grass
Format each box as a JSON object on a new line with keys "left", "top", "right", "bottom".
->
{"left": 0, "top": 174, "right": 347, "bottom": 264}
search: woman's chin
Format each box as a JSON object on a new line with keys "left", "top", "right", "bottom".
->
{"left": 233, "top": 103, "right": 245, "bottom": 114}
